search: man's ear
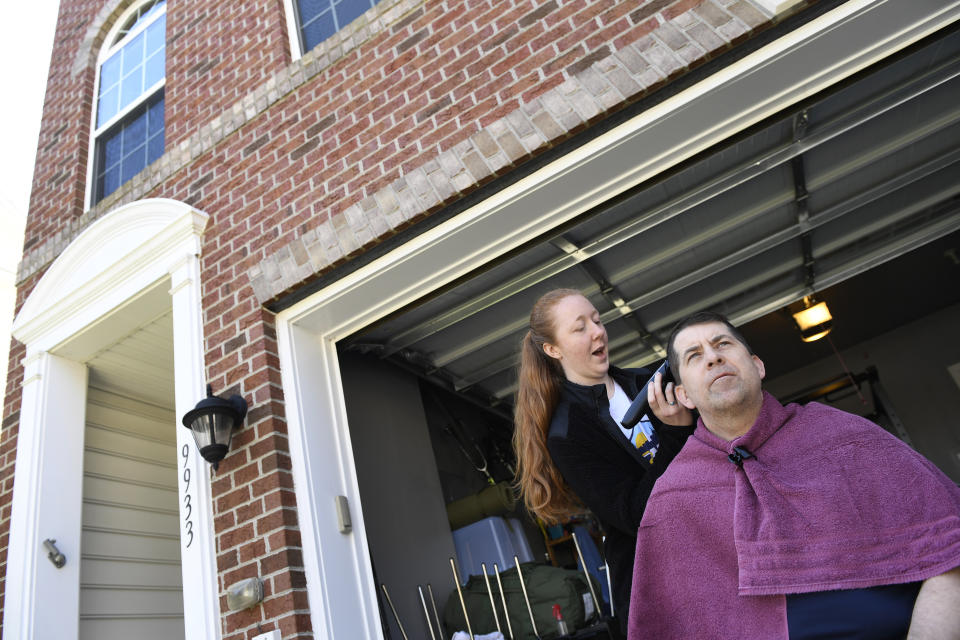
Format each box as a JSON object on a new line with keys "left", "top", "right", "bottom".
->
{"left": 676, "top": 384, "right": 696, "bottom": 410}
{"left": 543, "top": 342, "right": 561, "bottom": 361}
{"left": 752, "top": 355, "right": 766, "bottom": 380}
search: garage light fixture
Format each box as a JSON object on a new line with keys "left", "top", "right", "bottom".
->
{"left": 792, "top": 296, "right": 833, "bottom": 342}
{"left": 181, "top": 384, "right": 247, "bottom": 470}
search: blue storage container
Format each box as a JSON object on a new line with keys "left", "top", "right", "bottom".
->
{"left": 452, "top": 516, "right": 533, "bottom": 582}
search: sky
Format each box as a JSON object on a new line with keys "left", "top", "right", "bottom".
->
{"left": 1, "top": 2, "right": 60, "bottom": 394}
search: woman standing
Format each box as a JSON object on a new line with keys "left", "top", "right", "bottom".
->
{"left": 513, "top": 289, "right": 694, "bottom": 635}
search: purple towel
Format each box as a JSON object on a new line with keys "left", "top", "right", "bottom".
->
{"left": 628, "top": 392, "right": 960, "bottom": 640}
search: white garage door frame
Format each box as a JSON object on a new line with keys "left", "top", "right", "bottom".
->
{"left": 276, "top": 1, "right": 960, "bottom": 638}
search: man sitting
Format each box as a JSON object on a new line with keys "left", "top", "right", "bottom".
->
{"left": 628, "top": 311, "right": 960, "bottom": 639}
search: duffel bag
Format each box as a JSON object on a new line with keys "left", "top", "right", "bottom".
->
{"left": 443, "top": 562, "right": 600, "bottom": 640}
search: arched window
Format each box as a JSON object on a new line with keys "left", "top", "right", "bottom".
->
{"left": 90, "top": 0, "right": 166, "bottom": 205}
{"left": 289, "top": 0, "right": 383, "bottom": 54}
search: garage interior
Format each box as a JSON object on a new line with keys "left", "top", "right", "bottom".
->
{"left": 336, "top": 24, "right": 960, "bottom": 640}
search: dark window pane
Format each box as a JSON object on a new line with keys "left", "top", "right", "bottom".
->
{"left": 148, "top": 94, "right": 165, "bottom": 135}
{"left": 147, "top": 131, "right": 164, "bottom": 163}
{"left": 122, "top": 111, "right": 147, "bottom": 155}
{"left": 121, "top": 145, "right": 146, "bottom": 183}
{"left": 301, "top": 9, "right": 336, "bottom": 51}
{"left": 297, "top": 0, "right": 381, "bottom": 50}
{"left": 334, "top": 0, "right": 372, "bottom": 29}
{"left": 297, "top": 0, "right": 329, "bottom": 23}
{"left": 102, "top": 166, "right": 121, "bottom": 197}
{"left": 103, "top": 132, "right": 122, "bottom": 170}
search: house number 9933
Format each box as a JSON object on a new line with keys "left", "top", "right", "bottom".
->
{"left": 181, "top": 444, "right": 194, "bottom": 548}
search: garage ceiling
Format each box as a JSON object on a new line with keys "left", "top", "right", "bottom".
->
{"left": 342, "top": 27, "right": 960, "bottom": 411}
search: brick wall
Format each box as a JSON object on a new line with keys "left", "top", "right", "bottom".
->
{"left": 3, "top": 0, "right": 796, "bottom": 636}
{"left": 165, "top": 0, "right": 293, "bottom": 147}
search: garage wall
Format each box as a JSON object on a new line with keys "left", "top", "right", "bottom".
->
{"left": 339, "top": 352, "right": 457, "bottom": 639}
{"left": 764, "top": 302, "right": 960, "bottom": 482}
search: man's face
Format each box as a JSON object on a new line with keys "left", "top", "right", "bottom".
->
{"left": 673, "top": 321, "right": 765, "bottom": 416}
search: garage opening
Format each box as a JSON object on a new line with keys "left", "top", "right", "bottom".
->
{"left": 335, "top": 25, "right": 960, "bottom": 640}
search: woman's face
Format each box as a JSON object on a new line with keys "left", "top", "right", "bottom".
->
{"left": 543, "top": 294, "right": 609, "bottom": 386}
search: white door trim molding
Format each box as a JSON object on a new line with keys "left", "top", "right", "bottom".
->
{"left": 3, "top": 353, "right": 87, "bottom": 640}
{"left": 274, "top": 2, "right": 960, "bottom": 638}
{"left": 5, "top": 198, "right": 220, "bottom": 640}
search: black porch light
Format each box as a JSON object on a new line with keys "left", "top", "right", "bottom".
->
{"left": 181, "top": 384, "right": 248, "bottom": 470}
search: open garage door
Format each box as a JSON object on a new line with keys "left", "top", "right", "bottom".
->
{"left": 336, "top": 25, "right": 960, "bottom": 637}
{"left": 341, "top": 24, "right": 960, "bottom": 459}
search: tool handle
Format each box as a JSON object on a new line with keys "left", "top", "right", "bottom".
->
{"left": 621, "top": 360, "right": 673, "bottom": 428}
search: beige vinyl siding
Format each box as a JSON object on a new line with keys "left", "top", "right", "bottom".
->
{"left": 79, "top": 387, "right": 184, "bottom": 639}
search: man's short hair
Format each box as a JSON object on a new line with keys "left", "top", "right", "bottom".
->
{"left": 667, "top": 311, "right": 753, "bottom": 383}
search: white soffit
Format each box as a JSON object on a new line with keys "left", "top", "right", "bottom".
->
{"left": 12, "top": 199, "right": 208, "bottom": 354}
{"left": 86, "top": 309, "right": 175, "bottom": 409}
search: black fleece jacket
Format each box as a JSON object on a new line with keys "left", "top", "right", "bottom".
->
{"left": 546, "top": 365, "right": 694, "bottom": 633}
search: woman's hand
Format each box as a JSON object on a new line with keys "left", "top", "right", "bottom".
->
{"left": 648, "top": 371, "right": 693, "bottom": 426}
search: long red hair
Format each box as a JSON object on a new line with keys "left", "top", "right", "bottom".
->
{"left": 513, "top": 288, "right": 585, "bottom": 523}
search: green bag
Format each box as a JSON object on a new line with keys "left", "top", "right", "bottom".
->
{"left": 443, "top": 562, "right": 600, "bottom": 640}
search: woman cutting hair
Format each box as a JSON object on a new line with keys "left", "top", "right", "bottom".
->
{"left": 513, "top": 288, "right": 694, "bottom": 634}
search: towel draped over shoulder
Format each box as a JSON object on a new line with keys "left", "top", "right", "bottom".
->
{"left": 627, "top": 392, "right": 960, "bottom": 640}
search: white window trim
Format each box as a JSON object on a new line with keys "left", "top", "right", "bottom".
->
{"left": 273, "top": 1, "right": 960, "bottom": 637}
{"left": 84, "top": 0, "right": 167, "bottom": 210}
{"left": 282, "top": 0, "right": 304, "bottom": 62}
{"left": 5, "top": 199, "right": 220, "bottom": 640}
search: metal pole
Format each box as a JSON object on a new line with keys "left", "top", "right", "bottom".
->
{"left": 450, "top": 557, "right": 475, "bottom": 640}
{"left": 571, "top": 530, "right": 602, "bottom": 620}
{"left": 514, "top": 555, "right": 540, "bottom": 638}
{"left": 481, "top": 562, "right": 502, "bottom": 634}
{"left": 380, "top": 583, "right": 410, "bottom": 640}
{"left": 418, "top": 585, "right": 438, "bottom": 640}
{"left": 493, "top": 562, "right": 514, "bottom": 640}
{"left": 427, "top": 584, "right": 444, "bottom": 640}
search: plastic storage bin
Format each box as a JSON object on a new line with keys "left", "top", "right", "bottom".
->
{"left": 452, "top": 515, "right": 533, "bottom": 582}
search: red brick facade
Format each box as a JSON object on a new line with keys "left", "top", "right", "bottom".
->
{"left": 3, "top": 0, "right": 793, "bottom": 636}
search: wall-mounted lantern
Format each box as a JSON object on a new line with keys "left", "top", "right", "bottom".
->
{"left": 181, "top": 384, "right": 247, "bottom": 470}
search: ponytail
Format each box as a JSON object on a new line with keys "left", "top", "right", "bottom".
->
{"left": 513, "top": 289, "right": 585, "bottom": 523}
